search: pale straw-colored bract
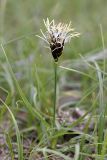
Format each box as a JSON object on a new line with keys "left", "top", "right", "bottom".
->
{"left": 38, "top": 18, "right": 80, "bottom": 45}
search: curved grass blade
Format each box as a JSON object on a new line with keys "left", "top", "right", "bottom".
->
{"left": 1, "top": 44, "right": 49, "bottom": 128}
{"left": 0, "top": 98, "right": 23, "bottom": 160}
{"left": 32, "top": 147, "right": 72, "bottom": 160}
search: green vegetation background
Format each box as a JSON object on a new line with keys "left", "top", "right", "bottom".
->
{"left": 0, "top": 0, "right": 107, "bottom": 159}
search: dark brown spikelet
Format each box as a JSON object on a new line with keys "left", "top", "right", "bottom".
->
{"left": 50, "top": 42, "right": 64, "bottom": 61}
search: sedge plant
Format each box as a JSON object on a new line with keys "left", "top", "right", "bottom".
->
{"left": 37, "top": 18, "right": 80, "bottom": 127}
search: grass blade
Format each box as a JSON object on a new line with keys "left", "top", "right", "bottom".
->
{"left": 0, "top": 98, "right": 23, "bottom": 160}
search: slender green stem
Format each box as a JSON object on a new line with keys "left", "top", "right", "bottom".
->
{"left": 53, "top": 61, "right": 58, "bottom": 127}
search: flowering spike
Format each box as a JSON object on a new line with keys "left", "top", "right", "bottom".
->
{"left": 38, "top": 18, "right": 80, "bottom": 61}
